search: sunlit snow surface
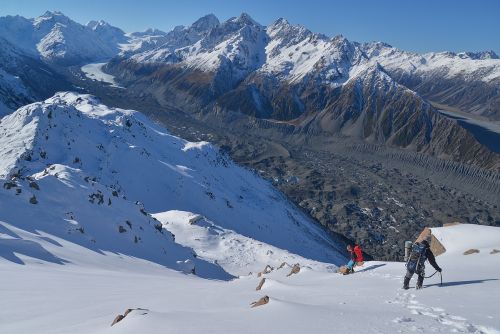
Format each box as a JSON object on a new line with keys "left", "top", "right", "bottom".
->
{"left": 0, "top": 224, "right": 499, "bottom": 333}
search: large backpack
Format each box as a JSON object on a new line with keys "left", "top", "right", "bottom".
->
{"left": 406, "top": 242, "right": 427, "bottom": 272}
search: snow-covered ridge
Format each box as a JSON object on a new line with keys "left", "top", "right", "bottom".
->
{"left": 114, "top": 13, "right": 500, "bottom": 86}
{"left": 0, "top": 92, "right": 344, "bottom": 278}
{"left": 0, "top": 11, "right": 119, "bottom": 64}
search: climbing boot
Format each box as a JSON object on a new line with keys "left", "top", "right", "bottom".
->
{"left": 416, "top": 276, "right": 424, "bottom": 289}
{"left": 403, "top": 277, "right": 410, "bottom": 290}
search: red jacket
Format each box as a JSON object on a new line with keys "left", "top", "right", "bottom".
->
{"left": 354, "top": 245, "right": 363, "bottom": 262}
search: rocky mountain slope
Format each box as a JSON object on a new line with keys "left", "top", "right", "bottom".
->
{"left": 0, "top": 36, "right": 70, "bottom": 115}
{"left": 101, "top": 13, "right": 500, "bottom": 171}
{"left": 296, "top": 65, "right": 499, "bottom": 170}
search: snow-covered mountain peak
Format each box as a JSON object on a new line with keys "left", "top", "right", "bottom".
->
{"left": 230, "top": 12, "right": 260, "bottom": 27}
{"left": 0, "top": 12, "right": 121, "bottom": 64}
{"left": 458, "top": 50, "right": 499, "bottom": 60}
{"left": 33, "top": 10, "right": 71, "bottom": 27}
{"left": 267, "top": 17, "right": 312, "bottom": 43}
{"left": 346, "top": 63, "right": 428, "bottom": 104}
{"left": 129, "top": 27, "right": 167, "bottom": 38}
{"left": 86, "top": 19, "right": 124, "bottom": 34}
{"left": 86, "top": 19, "right": 127, "bottom": 45}
{"left": 189, "top": 13, "right": 220, "bottom": 32}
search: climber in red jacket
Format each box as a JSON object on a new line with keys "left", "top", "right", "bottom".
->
{"left": 354, "top": 244, "right": 363, "bottom": 264}
{"left": 345, "top": 244, "right": 364, "bottom": 273}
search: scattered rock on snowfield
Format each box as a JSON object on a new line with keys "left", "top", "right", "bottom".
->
{"left": 29, "top": 195, "right": 38, "bottom": 204}
{"left": 3, "top": 181, "right": 17, "bottom": 190}
{"left": 118, "top": 225, "right": 127, "bottom": 233}
{"left": 463, "top": 249, "right": 480, "bottom": 255}
{"left": 490, "top": 249, "right": 500, "bottom": 254}
{"left": 255, "top": 278, "right": 266, "bottom": 291}
{"left": 111, "top": 314, "right": 125, "bottom": 326}
{"left": 278, "top": 262, "right": 289, "bottom": 269}
{"left": 29, "top": 181, "right": 40, "bottom": 190}
{"left": 250, "top": 295, "right": 269, "bottom": 308}
{"left": 111, "top": 308, "right": 147, "bottom": 326}
{"left": 287, "top": 263, "right": 300, "bottom": 277}
{"left": 257, "top": 265, "right": 273, "bottom": 277}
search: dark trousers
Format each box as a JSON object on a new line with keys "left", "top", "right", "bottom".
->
{"left": 404, "top": 264, "right": 425, "bottom": 288}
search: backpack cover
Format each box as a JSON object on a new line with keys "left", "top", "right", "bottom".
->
{"left": 406, "top": 242, "right": 427, "bottom": 272}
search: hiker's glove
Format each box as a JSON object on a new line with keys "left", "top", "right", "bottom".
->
{"left": 437, "top": 267, "right": 442, "bottom": 272}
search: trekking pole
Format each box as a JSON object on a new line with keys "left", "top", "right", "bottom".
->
{"left": 440, "top": 271, "right": 443, "bottom": 287}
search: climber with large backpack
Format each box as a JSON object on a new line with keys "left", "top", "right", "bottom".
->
{"left": 403, "top": 239, "right": 442, "bottom": 290}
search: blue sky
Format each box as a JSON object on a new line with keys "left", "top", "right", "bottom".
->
{"left": 1, "top": 0, "right": 499, "bottom": 54}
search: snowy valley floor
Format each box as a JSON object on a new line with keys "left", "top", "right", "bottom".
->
{"left": 1, "top": 254, "right": 499, "bottom": 333}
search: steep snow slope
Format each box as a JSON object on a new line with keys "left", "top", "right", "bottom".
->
{"left": 153, "top": 210, "right": 336, "bottom": 275}
{"left": 0, "top": 92, "right": 344, "bottom": 278}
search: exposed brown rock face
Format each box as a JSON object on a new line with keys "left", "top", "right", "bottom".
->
{"left": 297, "top": 68, "right": 500, "bottom": 171}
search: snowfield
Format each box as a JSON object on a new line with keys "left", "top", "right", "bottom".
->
{"left": 1, "top": 225, "right": 499, "bottom": 333}
{"left": 0, "top": 93, "right": 499, "bottom": 333}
